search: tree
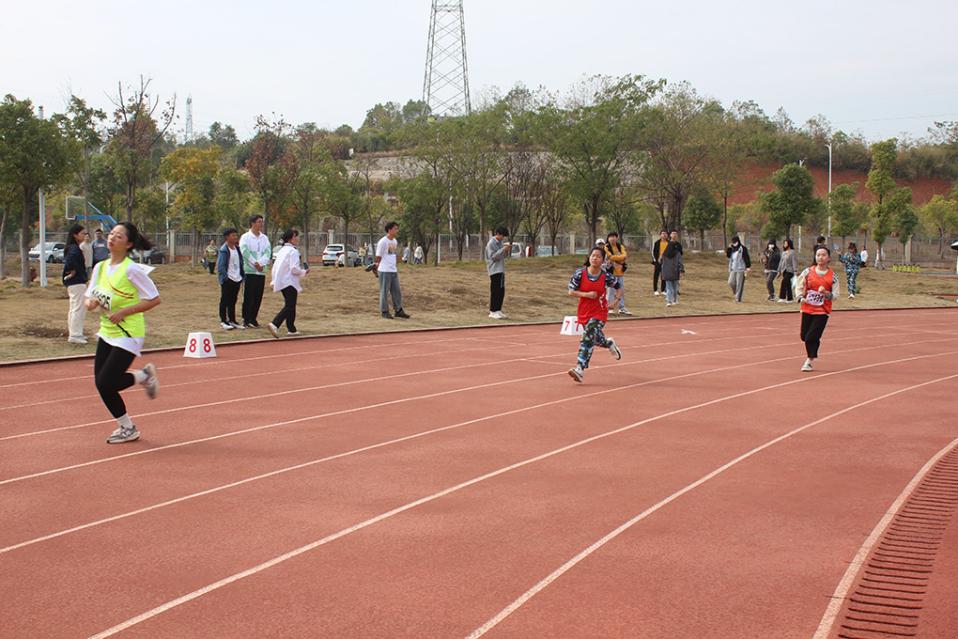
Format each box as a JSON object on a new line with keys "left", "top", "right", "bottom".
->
{"left": 919, "top": 194, "right": 958, "bottom": 257}
{"left": 53, "top": 96, "right": 106, "bottom": 199}
{"left": 161, "top": 146, "right": 221, "bottom": 264}
{"left": 866, "top": 140, "right": 899, "bottom": 268}
{"left": 543, "top": 74, "right": 662, "bottom": 244}
{"left": 888, "top": 187, "right": 918, "bottom": 255}
{"left": 684, "top": 191, "right": 722, "bottom": 248}
{"left": 213, "top": 166, "right": 252, "bottom": 231}
{"left": 290, "top": 123, "right": 330, "bottom": 259}
{"left": 760, "top": 163, "right": 820, "bottom": 239}
{"left": 708, "top": 109, "right": 748, "bottom": 247}
{"left": 208, "top": 122, "right": 238, "bottom": 149}
{"left": 0, "top": 95, "right": 74, "bottom": 285}
{"left": 245, "top": 116, "right": 298, "bottom": 237}
{"left": 829, "top": 183, "right": 860, "bottom": 246}
{"left": 394, "top": 173, "right": 445, "bottom": 264}
{"left": 107, "top": 77, "right": 176, "bottom": 219}
{"left": 318, "top": 161, "right": 362, "bottom": 263}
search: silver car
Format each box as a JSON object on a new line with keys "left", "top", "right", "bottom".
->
{"left": 321, "top": 243, "right": 361, "bottom": 267}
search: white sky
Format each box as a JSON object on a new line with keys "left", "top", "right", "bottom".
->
{"left": 2, "top": 0, "right": 956, "bottom": 142}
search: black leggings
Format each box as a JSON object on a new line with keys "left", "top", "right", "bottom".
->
{"left": 489, "top": 273, "right": 505, "bottom": 312}
{"left": 272, "top": 286, "right": 298, "bottom": 332}
{"left": 94, "top": 339, "right": 136, "bottom": 418}
{"left": 219, "top": 279, "right": 241, "bottom": 323}
{"left": 779, "top": 271, "right": 794, "bottom": 301}
{"left": 800, "top": 313, "right": 829, "bottom": 359}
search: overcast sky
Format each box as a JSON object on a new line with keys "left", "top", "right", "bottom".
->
{"left": 2, "top": 0, "right": 956, "bottom": 142}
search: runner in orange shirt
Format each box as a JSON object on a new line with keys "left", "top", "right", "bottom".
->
{"left": 795, "top": 247, "right": 839, "bottom": 372}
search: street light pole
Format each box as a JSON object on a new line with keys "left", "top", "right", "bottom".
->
{"left": 38, "top": 105, "right": 48, "bottom": 288}
{"left": 825, "top": 143, "right": 833, "bottom": 242}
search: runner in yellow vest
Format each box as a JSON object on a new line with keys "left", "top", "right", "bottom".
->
{"left": 85, "top": 222, "right": 162, "bottom": 444}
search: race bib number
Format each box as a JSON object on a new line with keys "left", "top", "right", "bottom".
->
{"left": 91, "top": 286, "right": 112, "bottom": 311}
{"left": 560, "top": 316, "right": 584, "bottom": 336}
{"left": 804, "top": 290, "right": 826, "bottom": 306}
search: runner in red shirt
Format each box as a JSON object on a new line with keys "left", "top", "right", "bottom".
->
{"left": 568, "top": 247, "right": 623, "bottom": 382}
{"left": 796, "top": 246, "right": 840, "bottom": 372}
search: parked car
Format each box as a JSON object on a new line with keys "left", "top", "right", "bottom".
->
{"left": 28, "top": 242, "right": 66, "bottom": 263}
{"left": 536, "top": 245, "right": 559, "bottom": 257}
{"left": 510, "top": 242, "right": 525, "bottom": 259}
{"left": 132, "top": 248, "right": 166, "bottom": 264}
{"left": 321, "top": 243, "right": 361, "bottom": 267}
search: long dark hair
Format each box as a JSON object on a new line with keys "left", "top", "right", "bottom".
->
{"left": 66, "top": 223, "right": 85, "bottom": 248}
{"left": 115, "top": 221, "right": 153, "bottom": 252}
{"left": 281, "top": 228, "right": 299, "bottom": 244}
{"left": 782, "top": 238, "right": 793, "bottom": 251}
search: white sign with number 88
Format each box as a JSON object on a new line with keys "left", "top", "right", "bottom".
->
{"left": 183, "top": 331, "right": 217, "bottom": 358}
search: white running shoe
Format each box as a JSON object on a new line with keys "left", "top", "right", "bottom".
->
{"left": 267, "top": 323, "right": 279, "bottom": 338}
{"left": 230, "top": 322, "right": 245, "bottom": 330}
{"left": 666, "top": 302, "right": 673, "bottom": 307}
{"left": 141, "top": 363, "right": 158, "bottom": 399}
{"left": 801, "top": 359, "right": 814, "bottom": 372}
{"left": 849, "top": 293, "right": 855, "bottom": 299}
{"left": 568, "top": 365, "right": 584, "bottom": 383}
{"left": 67, "top": 336, "right": 87, "bottom": 344}
{"left": 488, "top": 311, "right": 498, "bottom": 318}
{"left": 107, "top": 425, "right": 140, "bottom": 444}
{"left": 498, "top": 311, "right": 508, "bottom": 319}
{"left": 608, "top": 338, "right": 622, "bottom": 361}
{"left": 654, "top": 291, "right": 660, "bottom": 296}
{"left": 221, "top": 322, "right": 234, "bottom": 330}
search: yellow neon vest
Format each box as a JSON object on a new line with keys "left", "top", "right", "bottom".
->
{"left": 93, "top": 258, "right": 146, "bottom": 338}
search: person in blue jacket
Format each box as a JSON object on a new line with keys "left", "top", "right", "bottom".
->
{"left": 216, "top": 227, "right": 245, "bottom": 330}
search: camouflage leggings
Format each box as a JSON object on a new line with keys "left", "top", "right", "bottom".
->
{"left": 577, "top": 318, "right": 609, "bottom": 369}
{"left": 847, "top": 270, "right": 858, "bottom": 294}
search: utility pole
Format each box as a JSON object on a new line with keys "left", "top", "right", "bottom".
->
{"left": 38, "top": 106, "right": 48, "bottom": 287}
{"left": 825, "top": 143, "right": 833, "bottom": 242}
{"left": 422, "top": 1, "right": 472, "bottom": 117}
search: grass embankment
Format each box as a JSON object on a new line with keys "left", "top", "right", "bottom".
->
{"left": 1, "top": 253, "right": 956, "bottom": 363}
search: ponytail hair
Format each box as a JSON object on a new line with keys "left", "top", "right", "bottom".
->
{"left": 116, "top": 221, "right": 153, "bottom": 252}
{"left": 66, "top": 223, "right": 85, "bottom": 248}
{"left": 281, "top": 228, "right": 299, "bottom": 244}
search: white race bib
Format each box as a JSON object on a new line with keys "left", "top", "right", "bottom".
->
{"left": 91, "top": 286, "right": 112, "bottom": 311}
{"left": 804, "top": 290, "right": 826, "bottom": 307}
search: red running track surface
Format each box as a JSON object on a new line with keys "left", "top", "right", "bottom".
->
{"left": 1, "top": 308, "right": 957, "bottom": 638}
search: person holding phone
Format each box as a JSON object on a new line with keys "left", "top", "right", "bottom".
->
{"left": 268, "top": 228, "right": 307, "bottom": 338}
{"left": 485, "top": 226, "right": 511, "bottom": 319}
{"left": 726, "top": 235, "right": 751, "bottom": 302}
{"left": 567, "top": 247, "right": 622, "bottom": 383}
{"left": 795, "top": 246, "right": 839, "bottom": 372}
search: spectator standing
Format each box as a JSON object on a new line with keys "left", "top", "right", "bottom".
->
{"left": 372, "top": 221, "right": 410, "bottom": 319}
{"left": 567, "top": 247, "right": 622, "bottom": 382}
{"left": 839, "top": 242, "right": 864, "bottom": 299}
{"left": 669, "top": 230, "right": 684, "bottom": 295}
{"left": 91, "top": 229, "right": 109, "bottom": 266}
{"left": 651, "top": 230, "right": 669, "bottom": 295}
{"left": 79, "top": 229, "right": 93, "bottom": 277}
{"left": 660, "top": 238, "right": 683, "bottom": 307}
{"left": 204, "top": 240, "right": 217, "bottom": 275}
{"left": 268, "top": 228, "right": 308, "bottom": 337}
{"left": 84, "top": 222, "right": 160, "bottom": 444}
{"left": 604, "top": 231, "right": 631, "bottom": 315}
{"left": 414, "top": 244, "right": 424, "bottom": 265}
{"left": 485, "top": 226, "right": 511, "bottom": 319}
{"left": 776, "top": 238, "right": 798, "bottom": 303}
{"left": 217, "top": 228, "right": 245, "bottom": 330}
{"left": 63, "top": 223, "right": 89, "bottom": 344}
{"left": 859, "top": 243, "right": 869, "bottom": 268}
{"left": 402, "top": 244, "right": 411, "bottom": 264}
{"left": 796, "top": 247, "right": 839, "bottom": 371}
{"left": 761, "top": 239, "right": 781, "bottom": 301}
{"left": 726, "top": 236, "right": 751, "bottom": 302}
{"left": 239, "top": 214, "right": 271, "bottom": 328}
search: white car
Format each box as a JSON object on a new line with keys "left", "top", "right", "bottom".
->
{"left": 321, "top": 244, "right": 361, "bottom": 267}
{"left": 28, "top": 242, "right": 66, "bottom": 263}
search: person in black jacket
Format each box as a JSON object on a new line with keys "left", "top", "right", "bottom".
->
{"left": 761, "top": 239, "right": 781, "bottom": 301}
{"left": 726, "top": 236, "right": 751, "bottom": 302}
{"left": 63, "top": 224, "right": 90, "bottom": 344}
{"left": 651, "top": 230, "right": 669, "bottom": 295}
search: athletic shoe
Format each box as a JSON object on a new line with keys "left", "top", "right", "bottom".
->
{"left": 666, "top": 302, "right": 673, "bottom": 307}
{"left": 801, "top": 359, "right": 814, "bottom": 372}
{"left": 364, "top": 263, "right": 376, "bottom": 272}
{"left": 568, "top": 365, "right": 584, "bottom": 382}
{"left": 67, "top": 336, "right": 87, "bottom": 345}
{"left": 221, "top": 322, "right": 234, "bottom": 330}
{"left": 243, "top": 322, "right": 256, "bottom": 329}
{"left": 107, "top": 425, "right": 140, "bottom": 444}
{"left": 141, "top": 363, "right": 159, "bottom": 399}
{"left": 287, "top": 331, "right": 301, "bottom": 336}
{"left": 776, "top": 298, "right": 785, "bottom": 303}
{"left": 618, "top": 308, "right": 632, "bottom": 315}
{"left": 267, "top": 323, "right": 279, "bottom": 338}
{"left": 768, "top": 296, "right": 776, "bottom": 301}
{"left": 395, "top": 309, "right": 411, "bottom": 319}
{"left": 382, "top": 313, "right": 394, "bottom": 319}
{"left": 607, "top": 338, "right": 622, "bottom": 361}
{"left": 849, "top": 293, "right": 855, "bottom": 299}
{"left": 488, "top": 311, "right": 498, "bottom": 319}
{"left": 497, "top": 311, "right": 508, "bottom": 319}
{"left": 653, "top": 291, "right": 660, "bottom": 296}
{"left": 230, "top": 322, "right": 245, "bottom": 330}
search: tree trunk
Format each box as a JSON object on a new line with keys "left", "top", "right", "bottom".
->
{"left": 343, "top": 218, "right": 350, "bottom": 266}
{"left": 700, "top": 228, "right": 705, "bottom": 249}
{"left": 20, "top": 189, "right": 34, "bottom": 287}
{"left": 303, "top": 211, "right": 310, "bottom": 265}
{"left": 191, "top": 228, "right": 200, "bottom": 265}
{"left": 722, "top": 193, "right": 728, "bottom": 248}
{"left": 0, "top": 207, "right": 7, "bottom": 280}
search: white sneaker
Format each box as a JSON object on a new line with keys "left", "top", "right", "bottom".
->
{"left": 654, "top": 291, "right": 660, "bottom": 296}
{"left": 267, "top": 323, "right": 279, "bottom": 338}
{"left": 106, "top": 425, "right": 140, "bottom": 444}
{"left": 67, "top": 336, "right": 87, "bottom": 345}
{"left": 607, "top": 338, "right": 622, "bottom": 360}
{"left": 488, "top": 311, "right": 498, "bottom": 318}
{"left": 618, "top": 308, "right": 632, "bottom": 316}
{"left": 141, "top": 363, "right": 158, "bottom": 399}
{"left": 666, "top": 302, "right": 673, "bottom": 307}
{"left": 568, "top": 365, "right": 584, "bottom": 382}
{"left": 221, "top": 322, "right": 234, "bottom": 330}
{"left": 498, "top": 311, "right": 508, "bottom": 319}
{"left": 849, "top": 293, "right": 855, "bottom": 299}
{"left": 801, "top": 359, "right": 814, "bottom": 372}
{"left": 230, "top": 322, "right": 245, "bottom": 330}
{"left": 776, "top": 299, "right": 785, "bottom": 303}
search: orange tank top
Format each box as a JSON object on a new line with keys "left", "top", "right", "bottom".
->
{"left": 801, "top": 268, "right": 834, "bottom": 315}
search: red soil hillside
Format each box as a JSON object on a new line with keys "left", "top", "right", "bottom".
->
{"left": 729, "top": 164, "right": 953, "bottom": 206}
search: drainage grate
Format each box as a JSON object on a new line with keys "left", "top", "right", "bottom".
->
{"left": 836, "top": 449, "right": 958, "bottom": 639}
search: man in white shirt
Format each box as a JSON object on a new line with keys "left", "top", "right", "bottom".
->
{"left": 370, "top": 221, "right": 410, "bottom": 319}
{"left": 239, "top": 214, "right": 271, "bottom": 328}
{"left": 217, "top": 227, "right": 245, "bottom": 330}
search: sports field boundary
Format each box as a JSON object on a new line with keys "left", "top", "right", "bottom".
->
{"left": 1, "top": 305, "right": 955, "bottom": 368}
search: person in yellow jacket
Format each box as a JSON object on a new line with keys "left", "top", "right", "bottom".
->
{"left": 604, "top": 231, "right": 631, "bottom": 315}
{"left": 85, "top": 222, "right": 161, "bottom": 444}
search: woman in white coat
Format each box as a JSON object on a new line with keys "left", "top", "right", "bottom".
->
{"left": 268, "top": 228, "right": 308, "bottom": 338}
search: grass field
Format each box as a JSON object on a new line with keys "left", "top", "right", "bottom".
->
{"left": 1, "top": 252, "right": 957, "bottom": 363}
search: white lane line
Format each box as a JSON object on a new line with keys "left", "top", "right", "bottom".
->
{"left": 467, "top": 374, "right": 958, "bottom": 638}
{"left": 85, "top": 353, "right": 958, "bottom": 639}
{"left": 5, "top": 337, "right": 904, "bottom": 555}
{"left": 811, "top": 437, "right": 958, "bottom": 639}
{"left": 1, "top": 321, "right": 937, "bottom": 437}
{"left": 0, "top": 325, "right": 819, "bottom": 440}
{"left": 2, "top": 333, "right": 954, "bottom": 486}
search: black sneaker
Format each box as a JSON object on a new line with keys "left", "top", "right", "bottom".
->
{"left": 382, "top": 313, "right": 394, "bottom": 319}
{"left": 365, "top": 263, "right": 377, "bottom": 272}
{"left": 395, "top": 309, "right": 411, "bottom": 319}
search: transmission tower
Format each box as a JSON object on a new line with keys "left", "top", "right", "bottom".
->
{"left": 185, "top": 95, "right": 193, "bottom": 143}
{"left": 422, "top": 1, "right": 471, "bottom": 117}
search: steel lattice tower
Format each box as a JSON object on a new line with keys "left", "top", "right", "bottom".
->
{"left": 422, "top": 1, "right": 471, "bottom": 117}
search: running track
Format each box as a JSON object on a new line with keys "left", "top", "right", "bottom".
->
{"left": 1, "top": 308, "right": 957, "bottom": 638}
